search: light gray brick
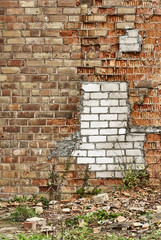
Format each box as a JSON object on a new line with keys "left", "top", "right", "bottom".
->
{"left": 83, "top": 100, "right": 99, "bottom": 106}
{"left": 82, "top": 107, "right": 90, "bottom": 114}
{"left": 119, "top": 128, "right": 126, "bottom": 134}
{"left": 126, "top": 149, "right": 142, "bottom": 156}
{"left": 100, "top": 114, "right": 117, "bottom": 121}
{"left": 82, "top": 83, "right": 100, "bottom": 92}
{"left": 96, "top": 143, "right": 113, "bottom": 149}
{"left": 118, "top": 114, "right": 128, "bottom": 121}
{"left": 106, "top": 150, "right": 124, "bottom": 156}
{"left": 110, "top": 106, "right": 128, "bottom": 114}
{"left": 90, "top": 92, "right": 108, "bottom": 99}
{"left": 115, "top": 142, "right": 133, "bottom": 149}
{"left": 109, "top": 92, "right": 128, "bottom": 99}
{"left": 101, "top": 83, "right": 119, "bottom": 92}
{"left": 110, "top": 121, "right": 127, "bottom": 128}
{"left": 80, "top": 143, "right": 95, "bottom": 150}
{"left": 89, "top": 164, "right": 106, "bottom": 171}
{"left": 81, "top": 122, "right": 89, "bottom": 128}
{"left": 91, "top": 121, "right": 108, "bottom": 128}
{"left": 119, "top": 82, "right": 127, "bottom": 91}
{"left": 96, "top": 171, "right": 113, "bottom": 178}
{"left": 81, "top": 129, "right": 98, "bottom": 135}
{"left": 119, "top": 100, "right": 127, "bottom": 106}
{"left": 77, "top": 157, "right": 95, "bottom": 164}
{"left": 89, "top": 136, "right": 106, "bottom": 142}
{"left": 72, "top": 150, "right": 87, "bottom": 157}
{"left": 96, "top": 157, "right": 114, "bottom": 164}
{"left": 101, "top": 99, "right": 118, "bottom": 106}
{"left": 115, "top": 171, "right": 123, "bottom": 178}
{"left": 126, "top": 134, "right": 145, "bottom": 142}
{"left": 81, "top": 114, "right": 98, "bottom": 121}
{"left": 108, "top": 135, "right": 125, "bottom": 141}
{"left": 88, "top": 150, "right": 106, "bottom": 157}
{"left": 91, "top": 107, "right": 108, "bottom": 113}
{"left": 120, "top": 36, "right": 138, "bottom": 44}
{"left": 100, "top": 129, "right": 117, "bottom": 135}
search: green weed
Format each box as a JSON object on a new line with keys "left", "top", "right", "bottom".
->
{"left": 10, "top": 205, "right": 36, "bottom": 222}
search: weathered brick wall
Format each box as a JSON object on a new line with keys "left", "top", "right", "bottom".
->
{"left": 0, "top": 0, "right": 161, "bottom": 198}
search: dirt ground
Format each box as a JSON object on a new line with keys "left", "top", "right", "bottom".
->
{"left": 1, "top": 187, "right": 161, "bottom": 239}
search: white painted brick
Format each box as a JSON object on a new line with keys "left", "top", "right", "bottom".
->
{"left": 106, "top": 150, "right": 124, "bottom": 156}
{"left": 77, "top": 157, "right": 95, "bottom": 164}
{"left": 126, "top": 134, "right": 145, "bottom": 141}
{"left": 82, "top": 107, "right": 90, "bottom": 114}
{"left": 81, "top": 114, "right": 98, "bottom": 121}
{"left": 119, "top": 82, "right": 127, "bottom": 91}
{"left": 101, "top": 100, "right": 118, "bottom": 106}
{"left": 108, "top": 165, "right": 116, "bottom": 171}
{"left": 100, "top": 114, "right": 117, "bottom": 121}
{"left": 90, "top": 92, "right": 108, "bottom": 99}
{"left": 91, "top": 121, "right": 108, "bottom": 128}
{"left": 81, "top": 129, "right": 98, "bottom": 135}
{"left": 115, "top": 142, "right": 133, "bottom": 149}
{"left": 83, "top": 93, "right": 90, "bottom": 100}
{"left": 110, "top": 106, "right": 128, "bottom": 114}
{"left": 83, "top": 100, "right": 99, "bottom": 106}
{"left": 126, "top": 149, "right": 142, "bottom": 156}
{"left": 119, "top": 100, "right": 127, "bottom": 106}
{"left": 80, "top": 143, "right": 95, "bottom": 150}
{"left": 127, "top": 29, "right": 138, "bottom": 37}
{"left": 82, "top": 137, "right": 87, "bottom": 143}
{"left": 110, "top": 121, "right": 127, "bottom": 128}
{"left": 96, "top": 157, "right": 114, "bottom": 164}
{"left": 100, "top": 129, "right": 117, "bottom": 135}
{"left": 72, "top": 150, "right": 87, "bottom": 157}
{"left": 89, "top": 164, "right": 106, "bottom": 171}
{"left": 96, "top": 143, "right": 113, "bottom": 149}
{"left": 115, "top": 171, "right": 123, "bottom": 178}
{"left": 91, "top": 107, "right": 108, "bottom": 113}
{"left": 88, "top": 150, "right": 106, "bottom": 157}
{"left": 120, "top": 36, "right": 138, "bottom": 44}
{"left": 134, "top": 142, "right": 143, "bottom": 148}
{"left": 120, "top": 44, "right": 140, "bottom": 52}
{"left": 118, "top": 114, "right": 128, "bottom": 121}
{"left": 119, "top": 128, "right": 126, "bottom": 134}
{"left": 109, "top": 92, "right": 128, "bottom": 99}
{"left": 89, "top": 136, "right": 106, "bottom": 142}
{"left": 101, "top": 83, "right": 119, "bottom": 91}
{"left": 82, "top": 83, "right": 100, "bottom": 92}
{"left": 108, "top": 135, "right": 125, "bottom": 141}
{"left": 96, "top": 171, "right": 113, "bottom": 178}
{"left": 81, "top": 122, "right": 89, "bottom": 128}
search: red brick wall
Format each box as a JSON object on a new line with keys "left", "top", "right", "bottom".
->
{"left": 0, "top": 0, "right": 161, "bottom": 198}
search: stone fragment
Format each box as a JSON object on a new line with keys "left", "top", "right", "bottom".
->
{"left": 24, "top": 217, "right": 46, "bottom": 230}
{"left": 93, "top": 193, "right": 109, "bottom": 204}
{"left": 116, "top": 216, "right": 126, "bottom": 222}
{"left": 62, "top": 208, "right": 71, "bottom": 213}
{"left": 34, "top": 206, "right": 43, "bottom": 215}
{"left": 133, "top": 222, "right": 142, "bottom": 227}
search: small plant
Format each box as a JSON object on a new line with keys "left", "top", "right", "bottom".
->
{"left": 10, "top": 205, "right": 36, "bottom": 222}
{"left": 48, "top": 157, "right": 71, "bottom": 200}
{"left": 122, "top": 167, "right": 149, "bottom": 189}
{"left": 76, "top": 165, "right": 102, "bottom": 198}
{"left": 39, "top": 194, "right": 50, "bottom": 208}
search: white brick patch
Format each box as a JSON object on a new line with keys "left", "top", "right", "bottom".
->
{"left": 73, "top": 82, "right": 145, "bottom": 179}
{"left": 119, "top": 30, "right": 142, "bottom": 52}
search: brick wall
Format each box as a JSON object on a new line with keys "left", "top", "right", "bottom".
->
{"left": 0, "top": 0, "right": 161, "bottom": 198}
